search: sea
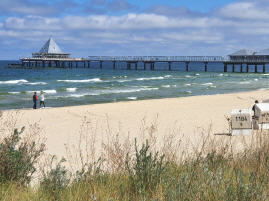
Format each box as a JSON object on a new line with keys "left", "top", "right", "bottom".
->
{"left": 1, "top": 60, "right": 269, "bottom": 110}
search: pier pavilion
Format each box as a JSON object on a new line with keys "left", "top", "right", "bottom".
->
{"left": 16, "top": 39, "right": 269, "bottom": 73}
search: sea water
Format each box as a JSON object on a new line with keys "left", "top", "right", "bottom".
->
{"left": 1, "top": 60, "right": 269, "bottom": 110}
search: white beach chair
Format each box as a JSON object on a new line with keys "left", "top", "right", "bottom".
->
{"left": 231, "top": 109, "right": 252, "bottom": 136}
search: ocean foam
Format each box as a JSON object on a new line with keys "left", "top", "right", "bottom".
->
{"left": 127, "top": 97, "right": 137, "bottom": 100}
{"left": 66, "top": 88, "right": 77, "bottom": 92}
{"left": 201, "top": 83, "right": 213, "bottom": 86}
{"left": 239, "top": 81, "right": 251, "bottom": 84}
{"left": 8, "top": 92, "right": 20, "bottom": 94}
{"left": 136, "top": 77, "right": 164, "bottom": 81}
{"left": 26, "top": 90, "right": 57, "bottom": 94}
{"left": 195, "top": 73, "right": 200, "bottom": 76}
{"left": 57, "top": 78, "right": 102, "bottom": 83}
{"left": 0, "top": 79, "right": 28, "bottom": 84}
{"left": 184, "top": 84, "right": 191, "bottom": 86}
{"left": 162, "top": 85, "right": 170, "bottom": 88}
{"left": 25, "top": 82, "right": 47, "bottom": 85}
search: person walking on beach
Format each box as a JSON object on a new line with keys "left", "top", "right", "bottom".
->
{"left": 33, "top": 92, "right": 37, "bottom": 109}
{"left": 40, "top": 91, "right": 45, "bottom": 108}
{"left": 252, "top": 100, "right": 259, "bottom": 119}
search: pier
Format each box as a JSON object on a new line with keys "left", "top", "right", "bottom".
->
{"left": 19, "top": 56, "right": 269, "bottom": 73}
{"left": 13, "top": 38, "right": 269, "bottom": 73}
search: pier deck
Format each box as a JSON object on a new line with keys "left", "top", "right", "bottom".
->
{"left": 16, "top": 56, "right": 269, "bottom": 73}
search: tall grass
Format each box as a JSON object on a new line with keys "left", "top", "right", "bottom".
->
{"left": 1, "top": 112, "right": 269, "bottom": 200}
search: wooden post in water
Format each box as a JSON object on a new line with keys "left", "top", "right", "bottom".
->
{"left": 113, "top": 61, "right": 116, "bottom": 70}
{"left": 88, "top": 61, "right": 90, "bottom": 68}
{"left": 75, "top": 61, "right": 78, "bottom": 68}
{"left": 100, "top": 61, "right": 103, "bottom": 69}
{"left": 168, "top": 62, "right": 171, "bottom": 71}
{"left": 127, "top": 62, "right": 131, "bottom": 70}
{"left": 232, "top": 64, "right": 235, "bottom": 72}
{"left": 255, "top": 64, "right": 258, "bottom": 73}
{"left": 224, "top": 63, "right": 227, "bottom": 72}
{"left": 204, "top": 62, "right": 208, "bottom": 72}
{"left": 247, "top": 64, "right": 249, "bottom": 73}
{"left": 42, "top": 61, "right": 45, "bottom": 68}
{"left": 135, "top": 62, "right": 138, "bottom": 70}
{"left": 144, "top": 62, "right": 146, "bottom": 70}
{"left": 186, "top": 62, "right": 189, "bottom": 72}
{"left": 240, "top": 63, "right": 243, "bottom": 73}
{"left": 263, "top": 64, "right": 266, "bottom": 73}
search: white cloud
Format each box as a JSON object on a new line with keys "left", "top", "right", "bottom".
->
{"left": 219, "top": 2, "right": 269, "bottom": 20}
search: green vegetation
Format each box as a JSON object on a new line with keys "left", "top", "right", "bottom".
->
{"left": 1, "top": 123, "right": 269, "bottom": 200}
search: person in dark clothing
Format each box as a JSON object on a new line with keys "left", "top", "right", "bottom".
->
{"left": 33, "top": 92, "right": 37, "bottom": 109}
{"left": 252, "top": 100, "right": 259, "bottom": 119}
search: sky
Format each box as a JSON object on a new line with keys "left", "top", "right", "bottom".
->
{"left": 0, "top": 0, "right": 268, "bottom": 59}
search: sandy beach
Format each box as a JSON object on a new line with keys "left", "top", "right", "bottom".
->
{"left": 2, "top": 89, "right": 269, "bottom": 168}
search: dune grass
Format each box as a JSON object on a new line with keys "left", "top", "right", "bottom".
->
{"left": 1, "top": 112, "right": 269, "bottom": 200}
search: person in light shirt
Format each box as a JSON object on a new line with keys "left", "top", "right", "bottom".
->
{"left": 39, "top": 91, "right": 45, "bottom": 108}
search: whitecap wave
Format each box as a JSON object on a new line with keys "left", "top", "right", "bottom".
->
{"left": 0, "top": 79, "right": 28, "bottom": 84}
{"left": 8, "top": 92, "right": 20, "bottom": 94}
{"left": 127, "top": 97, "right": 137, "bottom": 100}
{"left": 26, "top": 90, "right": 57, "bottom": 94}
{"left": 136, "top": 77, "right": 164, "bottom": 81}
{"left": 57, "top": 78, "right": 102, "bottom": 83}
{"left": 239, "top": 81, "right": 251, "bottom": 84}
{"left": 162, "top": 85, "right": 170, "bottom": 88}
{"left": 184, "top": 84, "right": 191, "bottom": 86}
{"left": 164, "top": 75, "right": 172, "bottom": 78}
{"left": 66, "top": 88, "right": 77, "bottom": 92}
{"left": 185, "top": 90, "right": 192, "bottom": 94}
{"left": 201, "top": 83, "right": 213, "bottom": 86}
{"left": 25, "top": 82, "right": 47, "bottom": 85}
{"left": 195, "top": 73, "right": 200, "bottom": 76}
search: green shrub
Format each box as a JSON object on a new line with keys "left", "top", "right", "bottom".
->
{"left": 40, "top": 156, "right": 70, "bottom": 200}
{"left": 0, "top": 127, "right": 45, "bottom": 185}
{"left": 125, "top": 139, "right": 166, "bottom": 196}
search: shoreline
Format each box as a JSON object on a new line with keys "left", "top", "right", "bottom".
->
{"left": 3, "top": 88, "right": 269, "bottom": 112}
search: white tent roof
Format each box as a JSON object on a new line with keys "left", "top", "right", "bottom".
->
{"left": 255, "top": 49, "right": 269, "bottom": 56}
{"left": 229, "top": 49, "right": 255, "bottom": 56}
{"left": 39, "top": 38, "right": 63, "bottom": 54}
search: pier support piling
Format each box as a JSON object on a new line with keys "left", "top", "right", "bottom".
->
{"left": 135, "top": 62, "right": 138, "bottom": 70}
{"left": 240, "top": 63, "right": 243, "bottom": 73}
{"left": 168, "top": 62, "right": 171, "bottom": 71}
{"left": 144, "top": 62, "right": 146, "bottom": 70}
{"left": 247, "top": 64, "right": 249, "bottom": 73}
{"left": 224, "top": 63, "right": 227, "bottom": 72}
{"left": 100, "top": 61, "right": 103, "bottom": 69}
{"left": 232, "top": 64, "right": 235, "bottom": 72}
{"left": 255, "top": 64, "right": 258, "bottom": 73}
{"left": 263, "top": 64, "right": 266, "bottom": 73}
{"left": 204, "top": 62, "right": 208, "bottom": 72}
{"left": 113, "top": 61, "right": 116, "bottom": 70}
{"left": 186, "top": 62, "right": 189, "bottom": 72}
{"left": 127, "top": 62, "right": 131, "bottom": 70}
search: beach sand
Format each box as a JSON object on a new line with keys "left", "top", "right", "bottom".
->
{"left": 2, "top": 90, "right": 269, "bottom": 168}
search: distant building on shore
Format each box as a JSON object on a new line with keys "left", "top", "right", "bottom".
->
{"left": 229, "top": 49, "right": 269, "bottom": 61}
{"left": 32, "top": 38, "right": 70, "bottom": 59}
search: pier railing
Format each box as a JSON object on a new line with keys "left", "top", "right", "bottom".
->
{"left": 87, "top": 56, "right": 228, "bottom": 62}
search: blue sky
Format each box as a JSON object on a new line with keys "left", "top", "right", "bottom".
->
{"left": 0, "top": 0, "right": 268, "bottom": 59}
